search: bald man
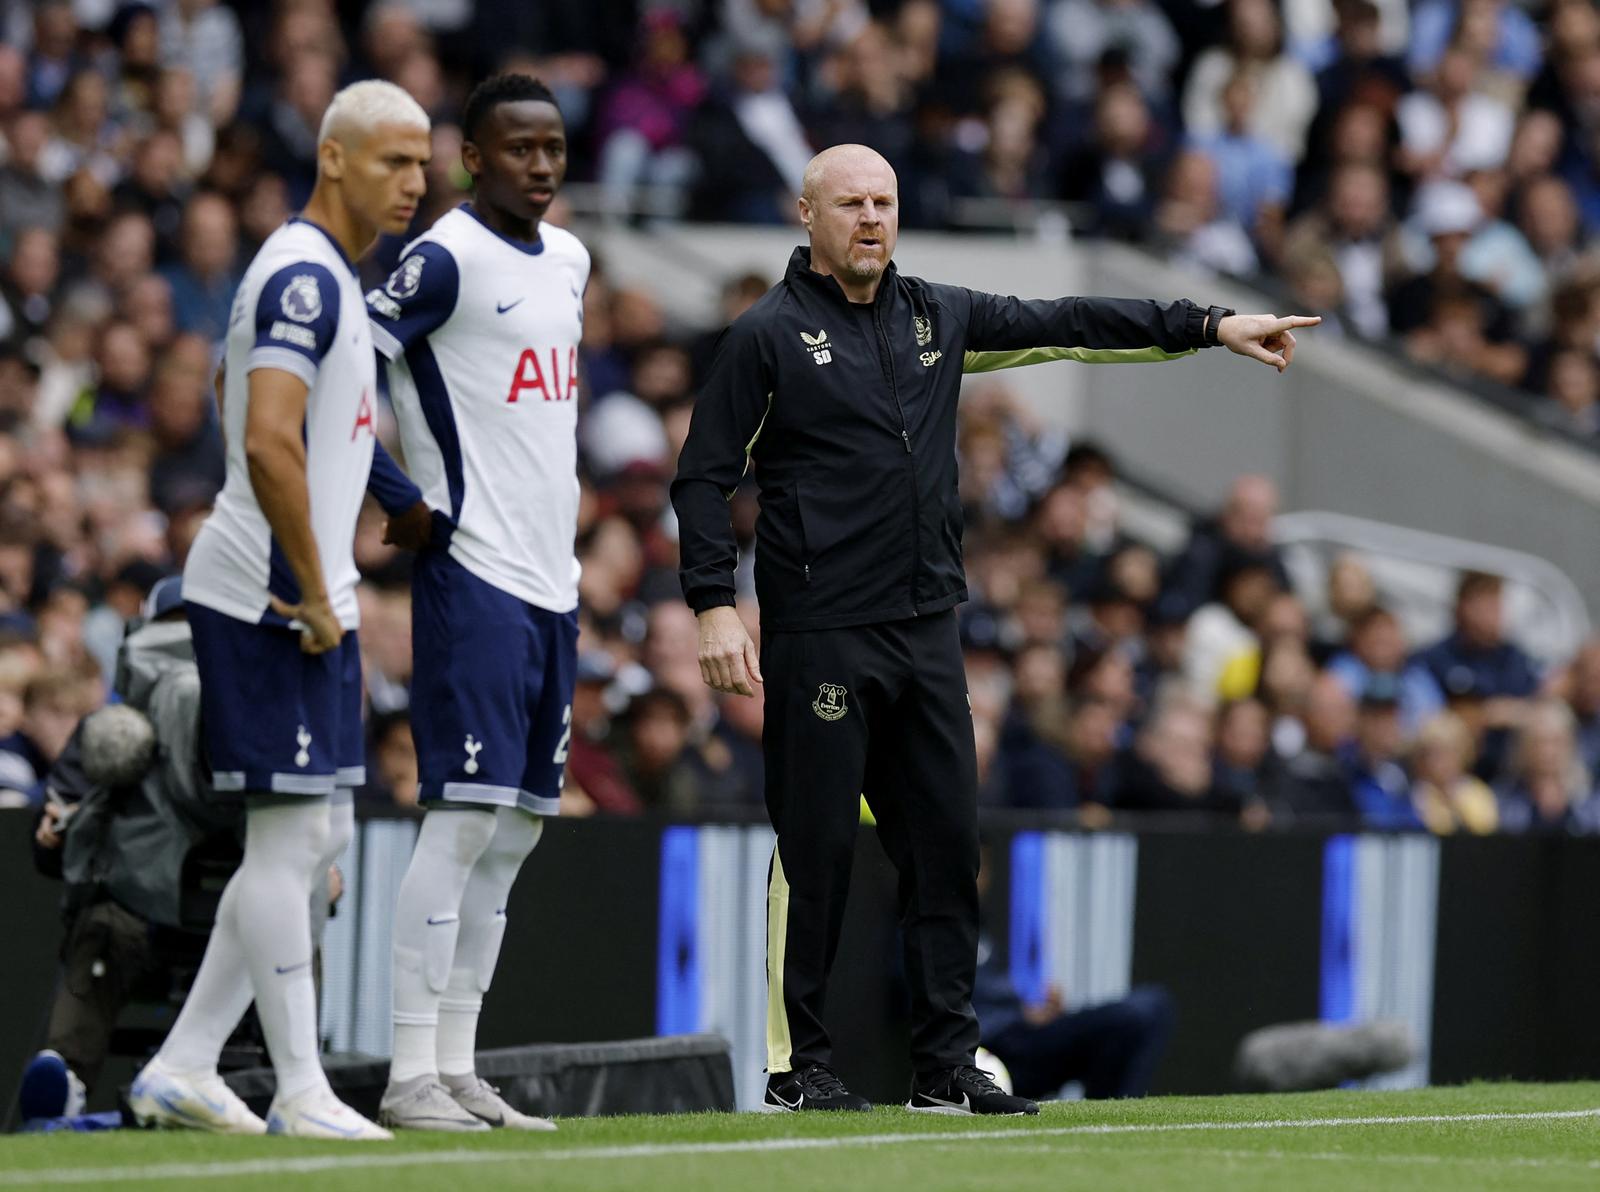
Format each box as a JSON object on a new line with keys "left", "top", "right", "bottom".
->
{"left": 672, "top": 144, "right": 1316, "bottom": 1116}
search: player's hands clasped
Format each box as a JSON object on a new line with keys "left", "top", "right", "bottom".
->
{"left": 269, "top": 592, "right": 344, "bottom": 655}
{"left": 697, "top": 605, "right": 763, "bottom": 697}
{"left": 1216, "top": 313, "right": 1321, "bottom": 373}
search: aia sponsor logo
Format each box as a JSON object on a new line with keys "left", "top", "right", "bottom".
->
{"left": 507, "top": 346, "right": 579, "bottom": 402}
{"left": 351, "top": 388, "right": 375, "bottom": 440}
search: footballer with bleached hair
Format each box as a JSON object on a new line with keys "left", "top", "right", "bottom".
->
{"left": 128, "top": 79, "right": 429, "bottom": 1142}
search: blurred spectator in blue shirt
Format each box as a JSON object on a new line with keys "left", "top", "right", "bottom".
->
{"left": 160, "top": 191, "right": 237, "bottom": 341}
{"left": 1326, "top": 606, "right": 1445, "bottom": 736}
{"left": 1412, "top": 571, "right": 1541, "bottom": 725}
{"left": 1348, "top": 675, "right": 1421, "bottom": 830}
{"left": 26, "top": 2, "right": 82, "bottom": 111}
{"left": 1408, "top": 0, "right": 1542, "bottom": 84}
{"left": 1189, "top": 70, "right": 1291, "bottom": 253}
{"left": 1182, "top": 0, "right": 1317, "bottom": 163}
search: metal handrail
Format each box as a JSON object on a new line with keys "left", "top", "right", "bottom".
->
{"left": 1273, "top": 510, "right": 1591, "bottom": 664}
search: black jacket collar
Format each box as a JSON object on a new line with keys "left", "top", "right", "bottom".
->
{"left": 785, "top": 246, "right": 899, "bottom": 308}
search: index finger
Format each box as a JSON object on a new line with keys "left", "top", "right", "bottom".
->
{"left": 267, "top": 594, "right": 298, "bottom": 621}
{"left": 1274, "top": 315, "right": 1321, "bottom": 331}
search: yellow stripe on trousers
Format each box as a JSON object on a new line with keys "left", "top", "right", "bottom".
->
{"left": 766, "top": 844, "right": 793, "bottom": 1073}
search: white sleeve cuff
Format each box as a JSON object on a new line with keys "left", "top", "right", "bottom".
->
{"left": 369, "top": 320, "right": 403, "bottom": 361}
{"left": 246, "top": 346, "right": 319, "bottom": 388}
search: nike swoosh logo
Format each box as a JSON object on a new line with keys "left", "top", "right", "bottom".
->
{"left": 769, "top": 1090, "right": 802, "bottom": 1111}
{"left": 155, "top": 1091, "right": 208, "bottom": 1122}
{"left": 304, "top": 1112, "right": 364, "bottom": 1136}
{"left": 274, "top": 960, "right": 312, "bottom": 975}
{"left": 496, "top": 299, "right": 523, "bottom": 314}
{"left": 920, "top": 1092, "right": 971, "bottom": 1111}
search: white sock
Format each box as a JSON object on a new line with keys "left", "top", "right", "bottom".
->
{"left": 232, "top": 799, "right": 334, "bottom": 1102}
{"left": 438, "top": 809, "right": 543, "bottom": 1078}
{"left": 389, "top": 809, "right": 498, "bottom": 1085}
{"left": 157, "top": 874, "right": 253, "bottom": 1075}
{"left": 310, "top": 795, "right": 356, "bottom": 949}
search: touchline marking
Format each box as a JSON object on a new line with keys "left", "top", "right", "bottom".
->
{"left": 942, "top": 1141, "right": 1600, "bottom": 1171}
{"left": 7, "top": 1108, "right": 1598, "bottom": 1186}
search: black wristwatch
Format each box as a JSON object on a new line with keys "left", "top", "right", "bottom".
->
{"left": 1204, "top": 305, "right": 1235, "bottom": 347}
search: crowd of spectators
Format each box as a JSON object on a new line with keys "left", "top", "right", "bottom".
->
{"left": 1, "top": 0, "right": 1599, "bottom": 835}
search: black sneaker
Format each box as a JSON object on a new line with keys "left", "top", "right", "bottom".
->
{"left": 907, "top": 1066, "right": 1039, "bottom": 1116}
{"left": 762, "top": 1064, "right": 873, "bottom": 1112}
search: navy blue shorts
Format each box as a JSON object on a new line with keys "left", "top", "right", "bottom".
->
{"left": 189, "top": 602, "right": 366, "bottom": 797}
{"left": 411, "top": 550, "right": 577, "bottom": 815}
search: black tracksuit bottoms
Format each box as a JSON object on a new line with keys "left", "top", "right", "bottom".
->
{"left": 760, "top": 609, "right": 980, "bottom": 1079}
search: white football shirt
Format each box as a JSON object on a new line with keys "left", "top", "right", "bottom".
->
{"left": 367, "top": 203, "right": 587, "bottom": 613}
{"left": 184, "top": 218, "right": 378, "bottom": 629}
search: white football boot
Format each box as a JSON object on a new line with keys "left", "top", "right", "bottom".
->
{"left": 266, "top": 1085, "right": 393, "bottom": 1140}
{"left": 442, "top": 1073, "right": 557, "bottom": 1131}
{"left": 128, "top": 1056, "right": 267, "bottom": 1134}
{"left": 378, "top": 1074, "right": 491, "bottom": 1132}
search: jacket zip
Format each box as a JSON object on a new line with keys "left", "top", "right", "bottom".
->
{"left": 873, "top": 302, "right": 919, "bottom": 615}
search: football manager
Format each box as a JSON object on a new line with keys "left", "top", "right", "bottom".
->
{"left": 671, "top": 143, "right": 1316, "bottom": 1116}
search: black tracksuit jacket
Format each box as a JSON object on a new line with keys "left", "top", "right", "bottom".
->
{"left": 672, "top": 246, "right": 1219, "bottom": 632}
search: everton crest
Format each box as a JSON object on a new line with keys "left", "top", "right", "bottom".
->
{"left": 812, "top": 683, "right": 849, "bottom": 722}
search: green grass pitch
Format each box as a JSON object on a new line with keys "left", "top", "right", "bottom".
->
{"left": 3, "top": 1083, "right": 1599, "bottom": 1191}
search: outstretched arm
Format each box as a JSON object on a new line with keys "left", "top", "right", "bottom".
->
{"left": 955, "top": 288, "right": 1318, "bottom": 374}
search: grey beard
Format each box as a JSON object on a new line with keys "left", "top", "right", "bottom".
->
{"left": 841, "top": 256, "right": 885, "bottom": 282}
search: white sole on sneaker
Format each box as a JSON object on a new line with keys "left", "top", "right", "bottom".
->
{"left": 267, "top": 1092, "right": 392, "bottom": 1141}
{"left": 906, "top": 1101, "right": 1030, "bottom": 1117}
{"left": 128, "top": 1067, "right": 266, "bottom": 1135}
